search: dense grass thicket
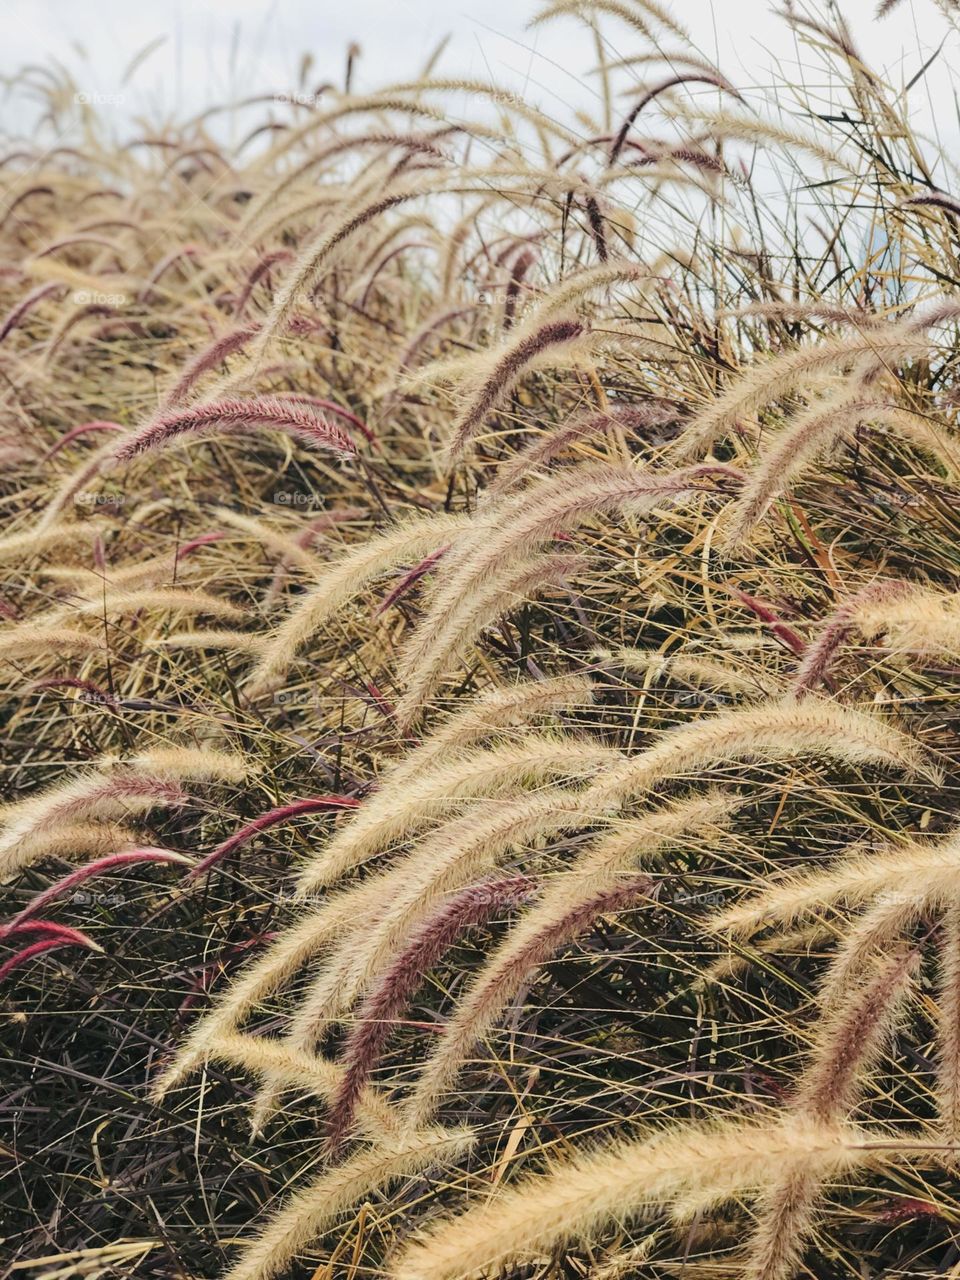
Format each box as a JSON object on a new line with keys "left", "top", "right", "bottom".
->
{"left": 7, "top": 2, "right": 960, "bottom": 1276}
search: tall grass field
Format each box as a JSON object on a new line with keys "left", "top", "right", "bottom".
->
{"left": 5, "top": 2, "right": 960, "bottom": 1277}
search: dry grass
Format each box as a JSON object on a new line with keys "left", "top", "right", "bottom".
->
{"left": 5, "top": 3, "right": 960, "bottom": 1278}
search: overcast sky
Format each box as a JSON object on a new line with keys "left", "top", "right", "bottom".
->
{"left": 1, "top": 1, "right": 957, "bottom": 154}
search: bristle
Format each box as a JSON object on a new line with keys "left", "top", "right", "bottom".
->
{"left": 407, "top": 792, "right": 731, "bottom": 1126}
{"left": 246, "top": 513, "right": 468, "bottom": 695}
{"left": 223, "top": 1126, "right": 475, "bottom": 1280}
{"left": 390, "top": 1119, "right": 878, "bottom": 1280}
{"left": 445, "top": 317, "right": 585, "bottom": 463}
{"left": 327, "top": 873, "right": 535, "bottom": 1150}
{"left": 295, "top": 734, "right": 619, "bottom": 892}
{"left": 394, "top": 463, "right": 739, "bottom": 728}
{"left": 110, "top": 396, "right": 357, "bottom": 464}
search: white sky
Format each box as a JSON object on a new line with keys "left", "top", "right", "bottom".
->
{"left": 1, "top": 0, "right": 957, "bottom": 151}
